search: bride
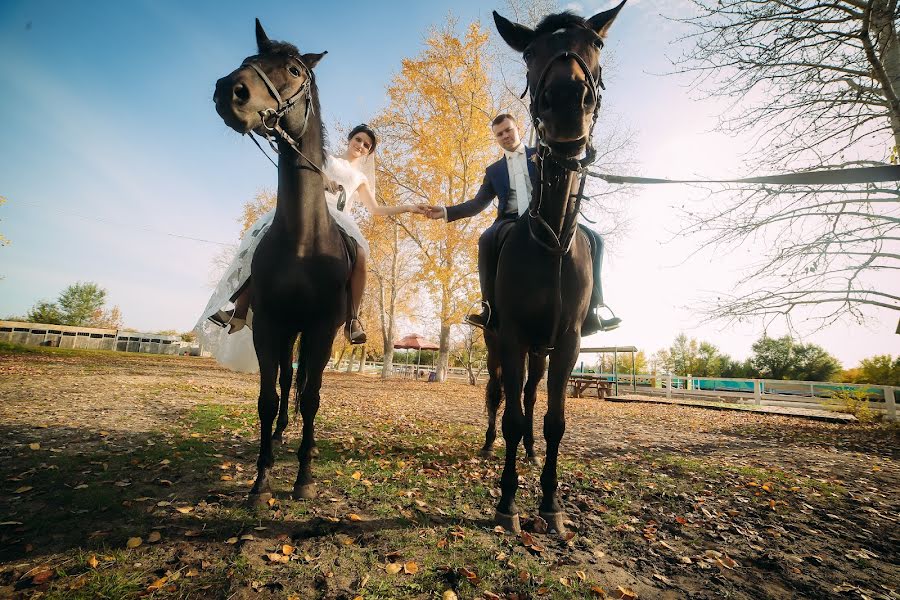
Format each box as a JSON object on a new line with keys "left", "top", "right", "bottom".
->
{"left": 195, "top": 124, "right": 422, "bottom": 372}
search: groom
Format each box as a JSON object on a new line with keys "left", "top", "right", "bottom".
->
{"left": 421, "top": 113, "right": 620, "bottom": 335}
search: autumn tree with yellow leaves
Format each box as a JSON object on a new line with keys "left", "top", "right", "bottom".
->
{"left": 374, "top": 20, "right": 500, "bottom": 381}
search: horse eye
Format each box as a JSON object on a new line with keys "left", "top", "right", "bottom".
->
{"left": 289, "top": 66, "right": 301, "bottom": 77}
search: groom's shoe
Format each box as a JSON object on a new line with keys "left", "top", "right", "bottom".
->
{"left": 582, "top": 310, "right": 622, "bottom": 336}
{"left": 347, "top": 318, "right": 367, "bottom": 345}
{"left": 464, "top": 301, "right": 492, "bottom": 330}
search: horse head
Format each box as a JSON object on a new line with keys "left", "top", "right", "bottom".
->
{"left": 493, "top": 2, "right": 625, "bottom": 158}
{"left": 213, "top": 19, "right": 326, "bottom": 139}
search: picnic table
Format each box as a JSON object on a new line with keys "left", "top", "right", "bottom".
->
{"left": 568, "top": 374, "right": 613, "bottom": 399}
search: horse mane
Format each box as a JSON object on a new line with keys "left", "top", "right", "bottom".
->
{"left": 533, "top": 11, "right": 591, "bottom": 37}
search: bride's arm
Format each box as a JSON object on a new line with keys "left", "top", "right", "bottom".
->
{"left": 356, "top": 182, "right": 424, "bottom": 217}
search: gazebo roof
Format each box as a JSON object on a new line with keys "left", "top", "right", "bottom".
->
{"left": 393, "top": 333, "right": 440, "bottom": 350}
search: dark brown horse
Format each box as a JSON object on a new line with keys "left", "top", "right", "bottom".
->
{"left": 489, "top": 3, "right": 625, "bottom": 534}
{"left": 213, "top": 20, "right": 348, "bottom": 504}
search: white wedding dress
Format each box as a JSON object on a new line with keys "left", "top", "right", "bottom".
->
{"left": 194, "top": 155, "right": 371, "bottom": 373}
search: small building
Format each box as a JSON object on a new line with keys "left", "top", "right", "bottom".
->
{"left": 0, "top": 321, "right": 183, "bottom": 355}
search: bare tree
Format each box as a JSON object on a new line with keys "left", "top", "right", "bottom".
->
{"left": 670, "top": 0, "right": 900, "bottom": 329}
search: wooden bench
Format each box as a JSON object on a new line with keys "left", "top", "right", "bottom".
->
{"left": 568, "top": 374, "right": 612, "bottom": 399}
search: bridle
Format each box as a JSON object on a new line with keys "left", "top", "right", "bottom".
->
{"left": 524, "top": 34, "right": 605, "bottom": 257}
{"left": 241, "top": 56, "right": 328, "bottom": 180}
{"left": 518, "top": 32, "right": 606, "bottom": 352}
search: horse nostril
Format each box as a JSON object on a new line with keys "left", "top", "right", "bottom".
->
{"left": 581, "top": 85, "right": 593, "bottom": 108}
{"left": 233, "top": 82, "right": 250, "bottom": 104}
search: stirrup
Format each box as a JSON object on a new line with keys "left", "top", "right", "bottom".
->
{"left": 464, "top": 301, "right": 492, "bottom": 330}
{"left": 346, "top": 318, "right": 366, "bottom": 345}
{"left": 209, "top": 309, "right": 233, "bottom": 328}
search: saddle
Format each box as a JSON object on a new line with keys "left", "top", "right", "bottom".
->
{"left": 336, "top": 226, "right": 358, "bottom": 269}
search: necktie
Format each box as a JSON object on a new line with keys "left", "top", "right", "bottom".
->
{"left": 506, "top": 149, "right": 531, "bottom": 216}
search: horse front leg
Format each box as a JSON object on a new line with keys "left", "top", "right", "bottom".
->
{"left": 523, "top": 351, "right": 547, "bottom": 465}
{"left": 480, "top": 334, "right": 503, "bottom": 458}
{"left": 248, "top": 321, "right": 281, "bottom": 506}
{"left": 273, "top": 333, "right": 298, "bottom": 443}
{"left": 539, "top": 333, "right": 579, "bottom": 534}
{"left": 292, "top": 327, "right": 332, "bottom": 500}
{"left": 495, "top": 339, "right": 527, "bottom": 533}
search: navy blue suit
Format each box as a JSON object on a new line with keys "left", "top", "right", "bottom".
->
{"left": 446, "top": 147, "right": 538, "bottom": 223}
{"left": 444, "top": 146, "right": 606, "bottom": 320}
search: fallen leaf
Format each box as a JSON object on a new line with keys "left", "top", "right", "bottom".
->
{"left": 591, "top": 586, "right": 607, "bottom": 598}
{"left": 220, "top": 475, "right": 233, "bottom": 481}
{"left": 443, "top": 591, "right": 459, "bottom": 600}
{"left": 282, "top": 544, "right": 295, "bottom": 555}
{"left": 126, "top": 537, "right": 142, "bottom": 549}
{"left": 352, "top": 471, "right": 362, "bottom": 480}
{"left": 226, "top": 537, "right": 239, "bottom": 544}
{"left": 14, "top": 486, "right": 33, "bottom": 494}
{"left": 147, "top": 531, "right": 161, "bottom": 543}
{"left": 348, "top": 513, "right": 362, "bottom": 521}
{"left": 616, "top": 586, "right": 637, "bottom": 600}
{"left": 576, "top": 570, "right": 587, "bottom": 582}
{"left": 29, "top": 443, "right": 40, "bottom": 450}
{"left": 559, "top": 577, "right": 571, "bottom": 587}
{"left": 385, "top": 562, "right": 402, "bottom": 575}
{"left": 484, "top": 592, "right": 501, "bottom": 600}
{"left": 88, "top": 555, "right": 99, "bottom": 569}
{"left": 176, "top": 506, "right": 194, "bottom": 514}
{"left": 147, "top": 576, "right": 168, "bottom": 591}
{"left": 404, "top": 561, "right": 419, "bottom": 574}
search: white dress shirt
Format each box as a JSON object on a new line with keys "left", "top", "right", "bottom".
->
{"left": 440, "top": 143, "right": 531, "bottom": 220}
{"left": 504, "top": 143, "right": 532, "bottom": 216}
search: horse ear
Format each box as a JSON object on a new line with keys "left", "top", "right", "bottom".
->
{"left": 301, "top": 51, "right": 327, "bottom": 70}
{"left": 255, "top": 18, "right": 271, "bottom": 52}
{"left": 493, "top": 11, "right": 534, "bottom": 53}
{"left": 587, "top": 0, "right": 626, "bottom": 39}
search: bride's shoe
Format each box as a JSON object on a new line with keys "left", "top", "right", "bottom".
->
{"left": 210, "top": 309, "right": 246, "bottom": 334}
{"left": 228, "top": 317, "right": 246, "bottom": 334}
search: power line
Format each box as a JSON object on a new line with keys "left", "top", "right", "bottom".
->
{"left": 5, "top": 198, "right": 234, "bottom": 247}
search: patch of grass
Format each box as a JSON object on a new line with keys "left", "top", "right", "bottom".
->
{"left": 45, "top": 565, "right": 146, "bottom": 600}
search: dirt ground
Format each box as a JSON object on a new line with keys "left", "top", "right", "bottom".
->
{"left": 0, "top": 345, "right": 897, "bottom": 599}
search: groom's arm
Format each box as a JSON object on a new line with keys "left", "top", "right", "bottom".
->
{"left": 444, "top": 172, "right": 496, "bottom": 223}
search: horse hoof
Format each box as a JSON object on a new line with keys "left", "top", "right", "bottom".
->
{"left": 479, "top": 448, "right": 493, "bottom": 459}
{"left": 526, "top": 455, "right": 542, "bottom": 468}
{"left": 247, "top": 492, "right": 272, "bottom": 508}
{"left": 495, "top": 510, "right": 521, "bottom": 534}
{"left": 310, "top": 446, "right": 320, "bottom": 458}
{"left": 272, "top": 434, "right": 284, "bottom": 444}
{"left": 539, "top": 511, "right": 567, "bottom": 535}
{"left": 293, "top": 483, "right": 317, "bottom": 500}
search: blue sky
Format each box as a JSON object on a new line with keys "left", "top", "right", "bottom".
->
{"left": 1, "top": 0, "right": 896, "bottom": 366}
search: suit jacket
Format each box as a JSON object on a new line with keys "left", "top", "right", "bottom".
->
{"left": 445, "top": 146, "right": 537, "bottom": 223}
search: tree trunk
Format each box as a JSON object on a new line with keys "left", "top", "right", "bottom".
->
{"left": 436, "top": 322, "right": 451, "bottom": 382}
{"left": 346, "top": 347, "right": 355, "bottom": 373}
{"left": 382, "top": 346, "right": 394, "bottom": 379}
{"left": 868, "top": 0, "right": 900, "bottom": 148}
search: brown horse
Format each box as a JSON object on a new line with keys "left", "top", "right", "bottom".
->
{"left": 213, "top": 20, "right": 349, "bottom": 504}
{"left": 490, "top": 3, "right": 625, "bottom": 534}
